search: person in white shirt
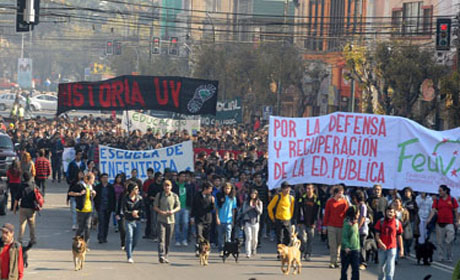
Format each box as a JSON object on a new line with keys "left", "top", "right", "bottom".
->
{"left": 416, "top": 192, "right": 433, "bottom": 244}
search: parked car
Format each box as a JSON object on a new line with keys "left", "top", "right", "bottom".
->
{"left": 0, "top": 181, "right": 7, "bottom": 215}
{"left": 0, "top": 133, "right": 16, "bottom": 177}
{"left": 0, "top": 93, "right": 41, "bottom": 111}
{"left": 31, "top": 94, "right": 57, "bottom": 111}
{"left": 0, "top": 78, "right": 18, "bottom": 90}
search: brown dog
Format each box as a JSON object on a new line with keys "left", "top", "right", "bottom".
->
{"left": 277, "top": 244, "right": 301, "bottom": 275}
{"left": 72, "top": 236, "right": 87, "bottom": 271}
{"left": 199, "top": 239, "right": 211, "bottom": 266}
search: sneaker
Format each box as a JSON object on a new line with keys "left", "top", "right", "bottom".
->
{"left": 269, "top": 236, "right": 275, "bottom": 242}
{"left": 305, "top": 254, "right": 311, "bottom": 261}
{"left": 127, "top": 258, "right": 134, "bottom": 263}
{"left": 252, "top": 249, "right": 257, "bottom": 256}
{"left": 72, "top": 225, "right": 78, "bottom": 231}
{"left": 159, "top": 257, "right": 165, "bottom": 264}
{"left": 175, "top": 241, "right": 181, "bottom": 246}
{"left": 195, "top": 250, "right": 200, "bottom": 257}
{"left": 359, "top": 264, "right": 367, "bottom": 270}
{"left": 446, "top": 258, "right": 453, "bottom": 263}
{"left": 121, "top": 246, "right": 125, "bottom": 251}
{"left": 263, "top": 234, "right": 268, "bottom": 239}
{"left": 329, "top": 263, "right": 335, "bottom": 268}
{"left": 152, "top": 238, "right": 158, "bottom": 242}
{"left": 115, "top": 228, "right": 119, "bottom": 233}
{"left": 246, "top": 254, "right": 250, "bottom": 258}
{"left": 163, "top": 258, "right": 170, "bottom": 264}
{"left": 182, "top": 240, "right": 188, "bottom": 246}
{"left": 219, "top": 251, "right": 224, "bottom": 257}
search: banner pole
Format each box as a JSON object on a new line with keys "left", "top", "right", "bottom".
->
{"left": 125, "top": 110, "right": 131, "bottom": 134}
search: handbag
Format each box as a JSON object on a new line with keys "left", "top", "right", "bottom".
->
{"left": 403, "top": 222, "right": 413, "bottom": 240}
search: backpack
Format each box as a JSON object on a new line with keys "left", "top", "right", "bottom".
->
{"left": 365, "top": 202, "right": 374, "bottom": 225}
{"left": 33, "top": 187, "right": 44, "bottom": 211}
{"left": 272, "top": 193, "right": 293, "bottom": 220}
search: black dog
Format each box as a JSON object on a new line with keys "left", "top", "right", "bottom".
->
{"left": 222, "top": 239, "right": 241, "bottom": 263}
{"left": 415, "top": 240, "right": 436, "bottom": 265}
{"left": 22, "top": 242, "right": 33, "bottom": 268}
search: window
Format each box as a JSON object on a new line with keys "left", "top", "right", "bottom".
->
{"left": 392, "top": 9, "right": 403, "bottom": 35}
{"left": 392, "top": 2, "right": 432, "bottom": 36}
{"left": 422, "top": 7, "right": 432, "bottom": 34}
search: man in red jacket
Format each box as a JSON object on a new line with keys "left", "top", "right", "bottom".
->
{"left": 0, "top": 223, "right": 24, "bottom": 280}
{"left": 35, "top": 149, "right": 51, "bottom": 196}
{"left": 322, "top": 184, "right": 349, "bottom": 268}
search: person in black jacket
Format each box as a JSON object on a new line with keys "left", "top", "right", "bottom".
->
{"left": 94, "top": 173, "right": 115, "bottom": 244}
{"left": 191, "top": 182, "right": 215, "bottom": 256}
{"left": 121, "top": 182, "right": 143, "bottom": 263}
{"left": 13, "top": 172, "right": 37, "bottom": 245}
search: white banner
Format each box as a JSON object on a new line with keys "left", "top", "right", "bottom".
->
{"left": 62, "top": 147, "right": 76, "bottom": 173}
{"left": 268, "top": 112, "right": 460, "bottom": 196}
{"left": 122, "top": 111, "right": 200, "bottom": 135}
{"left": 17, "top": 58, "right": 32, "bottom": 89}
{"left": 99, "top": 141, "right": 194, "bottom": 182}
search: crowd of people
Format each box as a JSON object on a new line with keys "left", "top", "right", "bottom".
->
{"left": 1, "top": 114, "right": 459, "bottom": 280}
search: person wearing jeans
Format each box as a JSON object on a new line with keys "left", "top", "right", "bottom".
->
{"left": 121, "top": 183, "right": 143, "bottom": 263}
{"left": 340, "top": 206, "right": 360, "bottom": 280}
{"left": 241, "top": 189, "right": 263, "bottom": 258}
{"left": 154, "top": 180, "right": 180, "bottom": 264}
{"left": 173, "top": 172, "right": 193, "bottom": 246}
{"left": 216, "top": 183, "right": 237, "bottom": 256}
{"left": 323, "top": 185, "right": 349, "bottom": 268}
{"left": 375, "top": 206, "right": 404, "bottom": 280}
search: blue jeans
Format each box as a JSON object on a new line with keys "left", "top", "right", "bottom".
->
{"left": 341, "top": 249, "right": 360, "bottom": 280}
{"left": 378, "top": 248, "right": 397, "bottom": 280}
{"left": 70, "top": 197, "right": 77, "bottom": 226}
{"left": 125, "top": 220, "right": 141, "bottom": 259}
{"left": 217, "top": 223, "right": 233, "bottom": 251}
{"left": 174, "top": 209, "right": 189, "bottom": 243}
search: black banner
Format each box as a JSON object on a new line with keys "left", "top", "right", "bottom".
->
{"left": 57, "top": 75, "right": 218, "bottom": 115}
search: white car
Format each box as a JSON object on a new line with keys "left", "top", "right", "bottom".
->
{"left": 31, "top": 94, "right": 58, "bottom": 111}
{"left": 0, "top": 93, "right": 41, "bottom": 111}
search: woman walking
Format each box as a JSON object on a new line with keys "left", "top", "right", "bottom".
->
{"left": 241, "top": 188, "right": 263, "bottom": 258}
{"left": 6, "top": 160, "right": 21, "bottom": 211}
{"left": 121, "top": 182, "right": 143, "bottom": 263}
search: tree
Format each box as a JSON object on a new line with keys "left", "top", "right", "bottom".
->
{"left": 440, "top": 71, "right": 460, "bottom": 128}
{"left": 344, "top": 42, "right": 446, "bottom": 122}
{"left": 193, "top": 42, "right": 306, "bottom": 118}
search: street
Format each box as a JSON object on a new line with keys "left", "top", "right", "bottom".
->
{"left": 0, "top": 181, "right": 454, "bottom": 280}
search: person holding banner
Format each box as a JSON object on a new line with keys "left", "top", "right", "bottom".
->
{"left": 323, "top": 185, "right": 349, "bottom": 269}
{"left": 267, "top": 182, "right": 295, "bottom": 258}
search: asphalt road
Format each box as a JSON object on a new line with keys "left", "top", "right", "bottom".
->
{"left": 0, "top": 181, "right": 455, "bottom": 280}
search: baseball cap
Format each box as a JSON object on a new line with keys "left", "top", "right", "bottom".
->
{"left": 1, "top": 223, "right": 14, "bottom": 233}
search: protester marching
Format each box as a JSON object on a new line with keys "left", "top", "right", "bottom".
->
{"left": 1, "top": 110, "right": 459, "bottom": 280}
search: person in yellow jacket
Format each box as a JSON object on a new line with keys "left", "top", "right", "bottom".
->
{"left": 267, "top": 182, "right": 295, "bottom": 251}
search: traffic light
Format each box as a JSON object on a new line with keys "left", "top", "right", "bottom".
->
{"left": 169, "top": 37, "right": 179, "bottom": 56}
{"left": 436, "top": 18, "right": 451, "bottom": 51}
{"left": 114, "top": 40, "right": 122, "bottom": 55}
{"left": 151, "top": 37, "right": 160, "bottom": 55}
{"left": 106, "top": 40, "right": 113, "bottom": 55}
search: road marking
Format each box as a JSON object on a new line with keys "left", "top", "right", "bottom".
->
{"left": 407, "top": 255, "right": 454, "bottom": 273}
